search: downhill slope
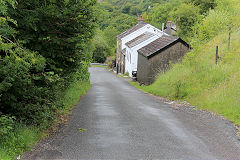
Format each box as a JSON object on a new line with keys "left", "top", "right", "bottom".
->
{"left": 132, "top": 29, "right": 240, "bottom": 125}
{"left": 131, "top": 0, "right": 240, "bottom": 125}
{"left": 23, "top": 67, "right": 240, "bottom": 160}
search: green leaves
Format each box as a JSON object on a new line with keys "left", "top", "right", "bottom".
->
{"left": 0, "top": 0, "right": 96, "bottom": 124}
{"left": 170, "top": 3, "right": 202, "bottom": 38}
{"left": 0, "top": 115, "right": 15, "bottom": 136}
{"left": 8, "top": 0, "right": 96, "bottom": 73}
{"left": 149, "top": 3, "right": 175, "bottom": 29}
{"left": 92, "top": 29, "right": 111, "bottom": 63}
{"left": 78, "top": 128, "right": 88, "bottom": 132}
{"left": 184, "top": 0, "right": 216, "bottom": 14}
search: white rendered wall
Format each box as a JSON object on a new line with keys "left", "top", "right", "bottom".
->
{"left": 125, "top": 48, "right": 131, "bottom": 75}
{"left": 125, "top": 35, "right": 160, "bottom": 77}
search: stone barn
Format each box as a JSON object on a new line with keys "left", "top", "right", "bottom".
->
{"left": 137, "top": 35, "right": 190, "bottom": 85}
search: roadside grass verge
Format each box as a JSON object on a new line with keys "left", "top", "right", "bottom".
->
{"left": 0, "top": 125, "right": 41, "bottom": 160}
{"left": 118, "top": 74, "right": 129, "bottom": 79}
{"left": 61, "top": 81, "right": 90, "bottom": 109}
{"left": 130, "top": 30, "right": 240, "bottom": 125}
{"left": 90, "top": 64, "right": 107, "bottom": 68}
{"left": 90, "top": 64, "right": 112, "bottom": 71}
{"left": 57, "top": 81, "right": 91, "bottom": 118}
{"left": 0, "top": 80, "right": 91, "bottom": 160}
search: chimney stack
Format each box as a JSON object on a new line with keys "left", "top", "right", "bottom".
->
{"left": 166, "top": 20, "right": 173, "bottom": 35}
{"left": 138, "top": 16, "right": 145, "bottom": 24}
{"left": 166, "top": 20, "right": 173, "bottom": 29}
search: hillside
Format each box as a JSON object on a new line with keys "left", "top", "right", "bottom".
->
{"left": 92, "top": 0, "right": 154, "bottom": 63}
{"left": 131, "top": 0, "right": 240, "bottom": 125}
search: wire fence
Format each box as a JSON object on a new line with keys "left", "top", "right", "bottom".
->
{"left": 215, "top": 30, "right": 240, "bottom": 64}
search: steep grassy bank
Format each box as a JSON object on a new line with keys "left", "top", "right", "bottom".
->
{"left": 130, "top": 0, "right": 240, "bottom": 126}
{"left": 0, "top": 81, "right": 90, "bottom": 160}
{"left": 131, "top": 30, "right": 240, "bottom": 125}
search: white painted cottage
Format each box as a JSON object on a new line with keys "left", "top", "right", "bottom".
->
{"left": 116, "top": 17, "right": 168, "bottom": 74}
{"left": 124, "top": 32, "right": 160, "bottom": 77}
{"left": 120, "top": 23, "right": 166, "bottom": 52}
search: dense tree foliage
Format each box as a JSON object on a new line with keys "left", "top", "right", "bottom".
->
{"left": 92, "top": 29, "right": 111, "bottom": 63}
{"left": 183, "top": 0, "right": 216, "bottom": 14}
{"left": 0, "top": 0, "right": 97, "bottom": 124}
{"left": 103, "top": 0, "right": 151, "bottom": 15}
{"left": 170, "top": 3, "right": 202, "bottom": 38}
{"left": 148, "top": 2, "right": 178, "bottom": 29}
{"left": 146, "top": 0, "right": 217, "bottom": 41}
{"left": 92, "top": 0, "right": 151, "bottom": 63}
{"left": 9, "top": 0, "right": 96, "bottom": 76}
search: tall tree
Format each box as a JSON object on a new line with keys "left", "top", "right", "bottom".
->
{"left": 170, "top": 3, "right": 201, "bottom": 39}
{"left": 184, "top": 0, "right": 216, "bottom": 14}
{"left": 0, "top": 0, "right": 97, "bottom": 123}
{"left": 9, "top": 0, "right": 97, "bottom": 75}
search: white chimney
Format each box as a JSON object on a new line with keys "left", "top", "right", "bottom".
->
{"left": 162, "top": 23, "right": 164, "bottom": 32}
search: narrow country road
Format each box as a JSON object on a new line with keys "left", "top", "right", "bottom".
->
{"left": 24, "top": 67, "right": 240, "bottom": 160}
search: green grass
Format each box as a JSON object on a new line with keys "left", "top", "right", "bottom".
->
{"left": 90, "top": 64, "right": 111, "bottom": 70}
{"left": 0, "top": 149, "right": 11, "bottom": 160}
{"left": 61, "top": 81, "right": 90, "bottom": 109}
{"left": 0, "top": 80, "right": 91, "bottom": 160}
{"left": 90, "top": 64, "right": 113, "bottom": 72}
{"left": 90, "top": 64, "right": 107, "bottom": 68}
{"left": 130, "top": 30, "right": 240, "bottom": 125}
{"left": 118, "top": 74, "right": 129, "bottom": 78}
{"left": 0, "top": 125, "right": 41, "bottom": 160}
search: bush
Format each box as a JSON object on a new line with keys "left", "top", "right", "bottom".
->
{"left": 149, "top": 3, "right": 176, "bottom": 29}
{"left": 192, "top": 10, "right": 231, "bottom": 45}
{"left": 170, "top": 3, "right": 202, "bottom": 40}
{"left": 92, "top": 29, "right": 111, "bottom": 63}
{"left": 0, "top": 124, "right": 40, "bottom": 159}
{"left": 0, "top": 40, "right": 55, "bottom": 125}
{"left": 106, "top": 56, "right": 116, "bottom": 68}
{"left": 0, "top": 0, "right": 96, "bottom": 125}
{"left": 0, "top": 114, "right": 15, "bottom": 136}
{"left": 0, "top": 0, "right": 95, "bottom": 158}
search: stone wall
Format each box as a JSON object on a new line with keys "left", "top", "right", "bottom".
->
{"left": 137, "top": 53, "right": 149, "bottom": 84}
{"left": 137, "top": 41, "right": 189, "bottom": 85}
{"left": 116, "top": 38, "right": 122, "bottom": 73}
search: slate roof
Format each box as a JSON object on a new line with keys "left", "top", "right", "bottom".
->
{"left": 138, "top": 35, "right": 181, "bottom": 58}
{"left": 117, "top": 23, "right": 147, "bottom": 39}
{"left": 125, "top": 32, "right": 156, "bottom": 48}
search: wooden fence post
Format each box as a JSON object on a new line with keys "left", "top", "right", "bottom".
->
{"left": 216, "top": 46, "right": 219, "bottom": 64}
{"left": 228, "top": 32, "right": 231, "bottom": 49}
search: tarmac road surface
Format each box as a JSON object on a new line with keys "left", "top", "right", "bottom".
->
{"left": 23, "top": 67, "right": 240, "bottom": 160}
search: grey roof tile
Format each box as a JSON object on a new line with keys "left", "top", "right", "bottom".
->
{"left": 138, "top": 36, "right": 179, "bottom": 57}
{"left": 125, "top": 32, "right": 156, "bottom": 48}
{"left": 117, "top": 23, "right": 147, "bottom": 39}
